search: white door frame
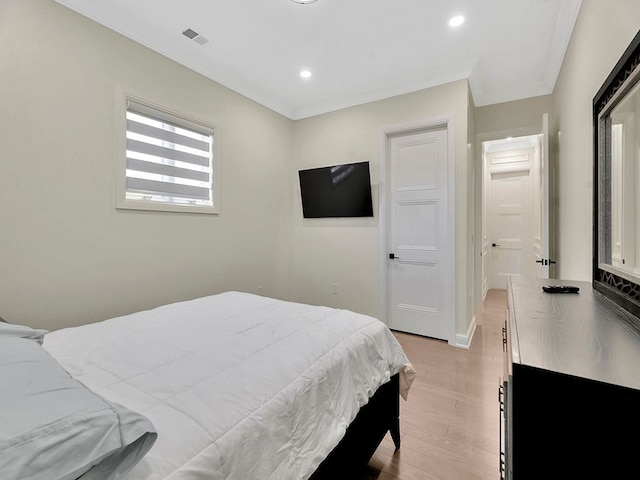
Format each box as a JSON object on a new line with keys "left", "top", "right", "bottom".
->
{"left": 540, "top": 113, "right": 552, "bottom": 279}
{"left": 378, "top": 116, "right": 455, "bottom": 345}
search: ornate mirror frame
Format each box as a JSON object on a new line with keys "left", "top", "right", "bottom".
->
{"left": 593, "top": 29, "right": 640, "bottom": 317}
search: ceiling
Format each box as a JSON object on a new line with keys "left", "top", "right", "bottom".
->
{"left": 53, "top": 0, "right": 583, "bottom": 120}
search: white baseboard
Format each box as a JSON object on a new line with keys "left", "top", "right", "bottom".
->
{"left": 455, "top": 315, "right": 476, "bottom": 349}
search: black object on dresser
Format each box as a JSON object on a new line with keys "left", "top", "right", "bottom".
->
{"left": 501, "top": 276, "right": 640, "bottom": 480}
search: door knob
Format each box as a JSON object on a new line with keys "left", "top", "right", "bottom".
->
{"left": 535, "top": 259, "right": 557, "bottom": 266}
{"left": 492, "top": 243, "right": 500, "bottom": 247}
{"left": 389, "top": 253, "right": 400, "bottom": 260}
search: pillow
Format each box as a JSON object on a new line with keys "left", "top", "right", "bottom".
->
{"left": 0, "top": 321, "right": 48, "bottom": 344}
{"left": 0, "top": 335, "right": 157, "bottom": 480}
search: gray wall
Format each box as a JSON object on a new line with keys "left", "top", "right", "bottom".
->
{"left": 552, "top": 0, "right": 640, "bottom": 281}
{"left": 0, "top": 0, "right": 294, "bottom": 330}
{"left": 291, "top": 80, "right": 475, "bottom": 342}
{"left": 475, "top": 95, "right": 554, "bottom": 137}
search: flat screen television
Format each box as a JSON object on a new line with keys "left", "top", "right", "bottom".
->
{"left": 298, "top": 161, "right": 374, "bottom": 218}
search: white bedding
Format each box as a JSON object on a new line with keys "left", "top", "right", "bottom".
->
{"left": 44, "top": 292, "right": 414, "bottom": 480}
{"left": 0, "top": 325, "right": 157, "bottom": 480}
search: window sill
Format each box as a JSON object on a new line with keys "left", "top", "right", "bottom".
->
{"left": 116, "top": 199, "right": 219, "bottom": 215}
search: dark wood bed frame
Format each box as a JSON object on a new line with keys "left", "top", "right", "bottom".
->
{"left": 310, "top": 373, "right": 400, "bottom": 478}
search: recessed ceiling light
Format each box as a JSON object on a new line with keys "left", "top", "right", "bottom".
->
{"left": 449, "top": 15, "right": 465, "bottom": 27}
{"left": 300, "top": 70, "right": 312, "bottom": 79}
{"left": 292, "top": 0, "right": 317, "bottom": 4}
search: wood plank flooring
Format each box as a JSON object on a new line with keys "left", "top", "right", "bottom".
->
{"left": 359, "top": 289, "right": 507, "bottom": 480}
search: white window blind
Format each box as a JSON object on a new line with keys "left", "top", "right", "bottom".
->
{"left": 123, "top": 100, "right": 215, "bottom": 211}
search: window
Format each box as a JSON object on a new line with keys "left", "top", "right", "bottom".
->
{"left": 117, "top": 97, "right": 218, "bottom": 214}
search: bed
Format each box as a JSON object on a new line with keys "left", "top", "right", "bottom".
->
{"left": 0, "top": 291, "right": 415, "bottom": 480}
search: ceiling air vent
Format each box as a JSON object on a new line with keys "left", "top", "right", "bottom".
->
{"left": 182, "top": 28, "right": 209, "bottom": 46}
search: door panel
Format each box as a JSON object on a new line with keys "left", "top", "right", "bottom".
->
{"left": 397, "top": 201, "right": 437, "bottom": 249}
{"left": 389, "top": 128, "right": 450, "bottom": 340}
{"left": 489, "top": 167, "right": 531, "bottom": 290}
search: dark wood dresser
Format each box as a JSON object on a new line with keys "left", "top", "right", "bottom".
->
{"left": 501, "top": 276, "right": 640, "bottom": 479}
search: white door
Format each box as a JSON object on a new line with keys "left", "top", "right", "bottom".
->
{"left": 537, "top": 113, "right": 554, "bottom": 278}
{"left": 487, "top": 149, "right": 533, "bottom": 290}
{"left": 388, "top": 128, "right": 451, "bottom": 340}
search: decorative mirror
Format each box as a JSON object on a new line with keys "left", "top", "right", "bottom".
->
{"left": 593, "top": 29, "right": 640, "bottom": 317}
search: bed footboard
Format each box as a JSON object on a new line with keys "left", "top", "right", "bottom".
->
{"left": 310, "top": 373, "right": 400, "bottom": 479}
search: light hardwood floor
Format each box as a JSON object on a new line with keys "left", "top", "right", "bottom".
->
{"left": 361, "top": 289, "right": 507, "bottom": 480}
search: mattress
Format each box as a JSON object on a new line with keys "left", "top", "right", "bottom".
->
{"left": 44, "top": 292, "right": 414, "bottom": 480}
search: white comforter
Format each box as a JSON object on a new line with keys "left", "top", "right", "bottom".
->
{"left": 44, "top": 292, "right": 414, "bottom": 480}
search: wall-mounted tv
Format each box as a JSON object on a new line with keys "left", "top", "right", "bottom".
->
{"left": 298, "top": 161, "right": 374, "bottom": 218}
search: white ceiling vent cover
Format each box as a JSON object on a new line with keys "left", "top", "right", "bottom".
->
{"left": 182, "top": 28, "right": 209, "bottom": 45}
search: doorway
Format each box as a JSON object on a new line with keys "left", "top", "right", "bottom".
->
{"left": 482, "top": 134, "right": 545, "bottom": 292}
{"left": 379, "top": 118, "right": 454, "bottom": 343}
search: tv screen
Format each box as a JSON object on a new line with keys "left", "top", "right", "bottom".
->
{"left": 298, "top": 161, "right": 374, "bottom": 218}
